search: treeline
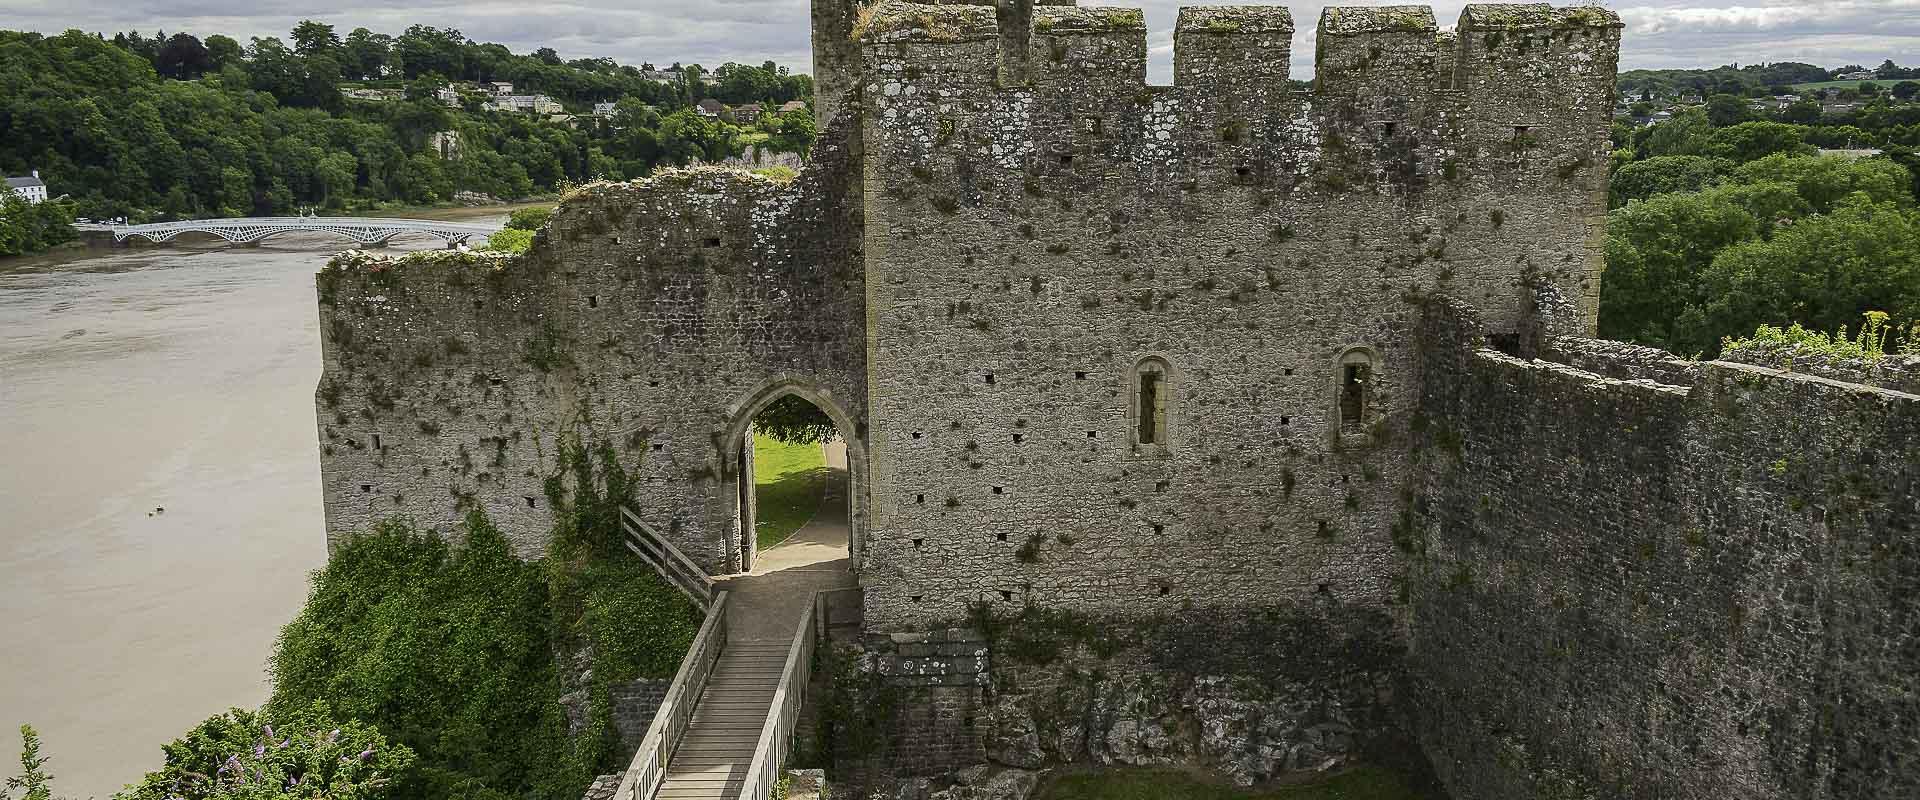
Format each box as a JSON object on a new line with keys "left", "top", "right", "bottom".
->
{"left": 1599, "top": 112, "right": 1920, "bottom": 357}
{"left": 0, "top": 196, "right": 75, "bottom": 256}
{"left": 1620, "top": 59, "right": 1920, "bottom": 98}
{"left": 0, "top": 23, "right": 815, "bottom": 223}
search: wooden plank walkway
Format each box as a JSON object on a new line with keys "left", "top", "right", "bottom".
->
{"left": 654, "top": 640, "right": 791, "bottom": 800}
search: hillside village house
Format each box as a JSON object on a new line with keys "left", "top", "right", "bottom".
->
{"left": 593, "top": 101, "right": 618, "bottom": 118}
{"left": 488, "top": 81, "right": 514, "bottom": 95}
{"left": 729, "top": 104, "right": 762, "bottom": 123}
{"left": 436, "top": 87, "right": 461, "bottom": 108}
{"left": 695, "top": 98, "right": 725, "bottom": 118}
{"left": 4, "top": 172, "right": 47, "bottom": 204}
{"left": 778, "top": 100, "right": 809, "bottom": 114}
{"left": 491, "top": 94, "right": 563, "bottom": 115}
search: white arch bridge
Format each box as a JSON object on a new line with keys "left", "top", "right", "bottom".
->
{"left": 105, "top": 217, "right": 502, "bottom": 247}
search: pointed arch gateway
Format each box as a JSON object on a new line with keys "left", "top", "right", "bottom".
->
{"left": 719, "top": 377, "right": 869, "bottom": 575}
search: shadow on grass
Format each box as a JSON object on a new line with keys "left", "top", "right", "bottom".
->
{"left": 754, "top": 464, "right": 834, "bottom": 550}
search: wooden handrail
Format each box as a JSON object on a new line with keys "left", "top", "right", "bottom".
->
{"left": 736, "top": 593, "right": 822, "bottom": 799}
{"left": 621, "top": 505, "right": 715, "bottom": 609}
{"left": 617, "top": 591, "right": 730, "bottom": 800}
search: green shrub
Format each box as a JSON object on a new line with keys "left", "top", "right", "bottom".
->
{"left": 481, "top": 228, "right": 534, "bottom": 253}
{"left": 581, "top": 560, "right": 701, "bottom": 682}
{"left": 267, "top": 512, "right": 579, "bottom": 798}
{"left": 116, "top": 703, "right": 415, "bottom": 800}
{"left": 505, "top": 206, "right": 555, "bottom": 231}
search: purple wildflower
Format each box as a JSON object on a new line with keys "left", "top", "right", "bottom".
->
{"left": 254, "top": 744, "right": 266, "bottom": 757}
{"left": 357, "top": 747, "right": 375, "bottom": 761}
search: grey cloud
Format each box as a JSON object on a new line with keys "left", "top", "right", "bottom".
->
{"left": 0, "top": 0, "right": 1913, "bottom": 81}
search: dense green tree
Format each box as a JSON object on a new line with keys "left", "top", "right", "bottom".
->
{"left": 342, "top": 28, "right": 392, "bottom": 80}
{"left": 0, "top": 198, "right": 77, "bottom": 256}
{"left": 154, "top": 33, "right": 211, "bottom": 79}
{"left": 1704, "top": 121, "right": 1816, "bottom": 162}
{"left": 1635, "top": 107, "right": 1713, "bottom": 158}
{"left": 1705, "top": 93, "right": 1752, "bottom": 127}
{"left": 1695, "top": 196, "right": 1920, "bottom": 347}
{"left": 1609, "top": 155, "right": 1732, "bottom": 207}
{"left": 203, "top": 34, "right": 241, "bottom": 70}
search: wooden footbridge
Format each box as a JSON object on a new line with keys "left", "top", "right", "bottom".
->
{"left": 616, "top": 506, "right": 857, "bottom": 800}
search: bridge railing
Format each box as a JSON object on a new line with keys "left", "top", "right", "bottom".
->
{"left": 618, "top": 591, "right": 730, "bottom": 800}
{"left": 620, "top": 506, "right": 715, "bottom": 610}
{"left": 736, "top": 587, "right": 858, "bottom": 800}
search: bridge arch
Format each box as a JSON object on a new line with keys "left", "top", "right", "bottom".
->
{"left": 111, "top": 218, "right": 493, "bottom": 248}
{"left": 717, "top": 376, "right": 868, "bottom": 576}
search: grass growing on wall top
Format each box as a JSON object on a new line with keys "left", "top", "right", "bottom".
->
{"left": 1035, "top": 766, "right": 1429, "bottom": 800}
{"left": 753, "top": 432, "right": 830, "bottom": 550}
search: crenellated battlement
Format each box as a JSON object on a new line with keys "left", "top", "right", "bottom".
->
{"left": 850, "top": 2, "right": 1618, "bottom": 94}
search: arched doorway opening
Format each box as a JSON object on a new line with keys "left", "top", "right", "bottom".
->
{"left": 721, "top": 381, "right": 865, "bottom": 577}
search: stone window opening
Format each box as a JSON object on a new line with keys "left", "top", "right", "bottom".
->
{"left": 1157, "top": 583, "right": 1171, "bottom": 596}
{"left": 473, "top": 300, "right": 484, "bottom": 310}
{"left": 913, "top": 538, "right": 924, "bottom": 549}
{"left": 1129, "top": 357, "right": 1172, "bottom": 453}
{"left": 916, "top": 493, "right": 925, "bottom": 504}
{"left": 360, "top": 484, "right": 372, "bottom": 493}
{"left": 587, "top": 295, "right": 599, "bottom": 308}
{"left": 993, "top": 486, "right": 1004, "bottom": 495}
{"left": 525, "top": 496, "right": 537, "bottom": 508}
{"left": 984, "top": 373, "right": 995, "bottom": 385}
{"left": 911, "top": 595, "right": 922, "bottom": 603}
{"left": 1340, "top": 364, "right": 1368, "bottom": 429}
{"left": 1012, "top": 433, "right": 1024, "bottom": 444}
{"left": 1334, "top": 348, "right": 1382, "bottom": 447}
{"left": 1284, "top": 367, "right": 1294, "bottom": 376}
{"left": 1152, "top": 523, "right": 1164, "bottom": 534}
{"left": 1382, "top": 121, "right": 1398, "bottom": 137}
{"left": 703, "top": 237, "right": 721, "bottom": 248}
{"left": 1076, "top": 371, "right": 1088, "bottom": 380}
{"left": 996, "top": 532, "right": 1008, "bottom": 542}
{"left": 1059, "top": 154, "right": 1074, "bottom": 166}
{"left": 999, "top": 589, "right": 1014, "bottom": 601}
{"left": 1512, "top": 125, "right": 1531, "bottom": 141}
{"left": 371, "top": 433, "right": 382, "bottom": 450}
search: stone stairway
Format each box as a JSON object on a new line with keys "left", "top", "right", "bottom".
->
{"left": 653, "top": 640, "right": 791, "bottom": 800}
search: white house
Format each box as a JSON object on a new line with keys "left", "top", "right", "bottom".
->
{"left": 436, "top": 87, "right": 461, "bottom": 108}
{"left": 490, "top": 94, "right": 563, "bottom": 115}
{"left": 489, "top": 81, "right": 515, "bottom": 96}
{"left": 4, "top": 172, "right": 47, "bottom": 204}
{"left": 593, "top": 101, "right": 618, "bottom": 118}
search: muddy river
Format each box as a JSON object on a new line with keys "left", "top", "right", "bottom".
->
{"left": 0, "top": 227, "right": 493, "bottom": 796}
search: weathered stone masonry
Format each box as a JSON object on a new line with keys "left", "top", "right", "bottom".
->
{"left": 315, "top": 2, "right": 1920, "bottom": 797}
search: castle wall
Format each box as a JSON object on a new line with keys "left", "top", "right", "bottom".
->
{"left": 315, "top": 122, "right": 867, "bottom": 568}
{"left": 1409, "top": 308, "right": 1920, "bottom": 798}
{"left": 853, "top": 3, "right": 1621, "bottom": 630}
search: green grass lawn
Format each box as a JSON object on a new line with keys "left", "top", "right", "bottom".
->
{"left": 752, "top": 433, "right": 829, "bottom": 550}
{"left": 1789, "top": 80, "right": 1879, "bottom": 92}
{"left": 1034, "top": 766, "right": 1428, "bottom": 800}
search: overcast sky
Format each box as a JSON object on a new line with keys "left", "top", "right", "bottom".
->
{"left": 2, "top": 0, "right": 1915, "bottom": 82}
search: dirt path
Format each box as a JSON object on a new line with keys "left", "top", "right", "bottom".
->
{"left": 718, "top": 439, "right": 855, "bottom": 643}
